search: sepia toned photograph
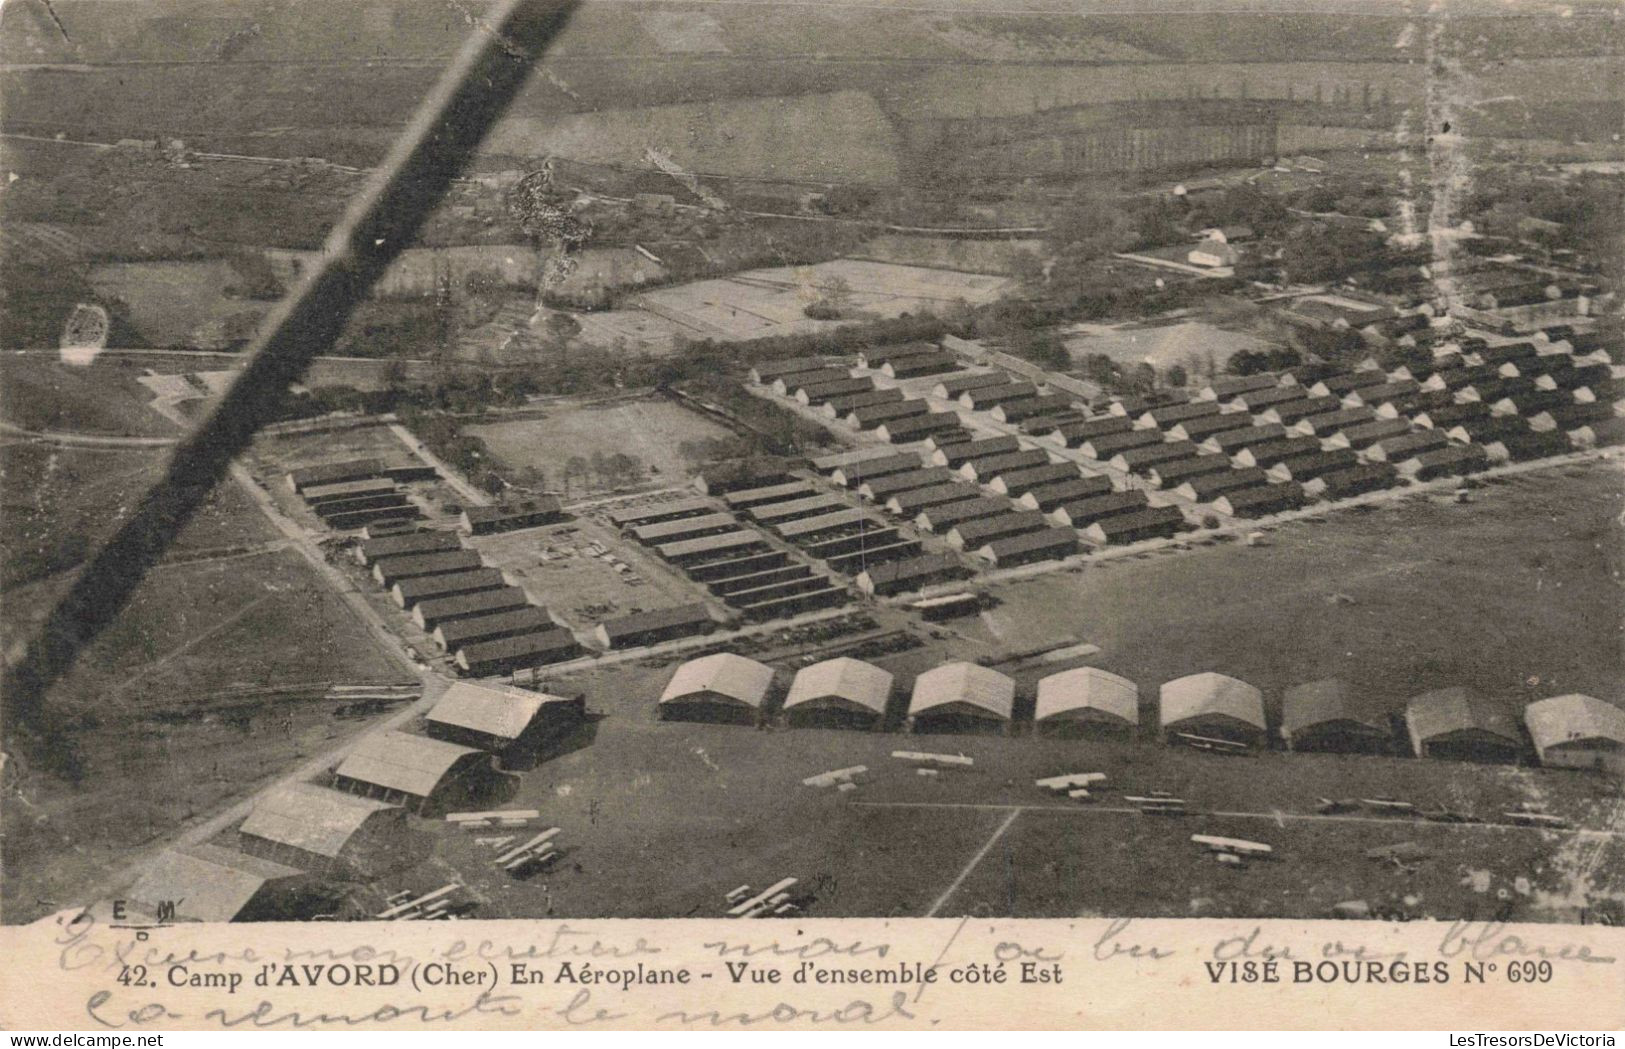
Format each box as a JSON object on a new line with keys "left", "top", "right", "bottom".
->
{"left": 2, "top": 0, "right": 1622, "bottom": 950}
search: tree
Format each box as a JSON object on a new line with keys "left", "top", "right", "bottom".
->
{"left": 822, "top": 276, "right": 854, "bottom": 315}
{"left": 382, "top": 359, "right": 409, "bottom": 390}
{"left": 1047, "top": 190, "right": 1133, "bottom": 261}
{"left": 1128, "top": 197, "right": 1186, "bottom": 250}
{"left": 545, "top": 311, "right": 582, "bottom": 346}
{"left": 225, "top": 251, "right": 284, "bottom": 300}
{"left": 1007, "top": 249, "right": 1047, "bottom": 289}
{"left": 1164, "top": 363, "right": 1189, "bottom": 389}
{"left": 1280, "top": 225, "right": 1388, "bottom": 284}
{"left": 564, "top": 454, "right": 589, "bottom": 494}
{"left": 477, "top": 470, "right": 507, "bottom": 497}
{"left": 1079, "top": 353, "right": 1118, "bottom": 388}
{"left": 1006, "top": 329, "right": 1070, "bottom": 371}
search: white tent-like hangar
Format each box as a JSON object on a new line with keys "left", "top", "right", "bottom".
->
{"left": 128, "top": 844, "right": 309, "bottom": 923}
{"left": 783, "top": 657, "right": 894, "bottom": 729}
{"left": 1033, "top": 667, "right": 1140, "bottom": 738}
{"left": 909, "top": 662, "right": 1015, "bottom": 735}
{"left": 426, "top": 680, "right": 585, "bottom": 769}
{"left": 332, "top": 730, "right": 495, "bottom": 815}
{"left": 1524, "top": 693, "right": 1625, "bottom": 773}
{"left": 1279, "top": 677, "right": 1393, "bottom": 753}
{"left": 1159, "top": 672, "right": 1267, "bottom": 746}
{"left": 659, "top": 652, "right": 775, "bottom": 725}
{"left": 1405, "top": 687, "right": 1524, "bottom": 763}
{"left": 239, "top": 782, "right": 413, "bottom": 878}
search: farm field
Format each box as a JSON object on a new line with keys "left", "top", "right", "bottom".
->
{"left": 853, "top": 235, "right": 1046, "bottom": 276}
{"left": 87, "top": 259, "right": 265, "bottom": 349}
{"left": 577, "top": 260, "right": 1013, "bottom": 350}
{"left": 0, "top": 355, "right": 183, "bottom": 438}
{"left": 1062, "top": 320, "right": 1278, "bottom": 374}
{"left": 464, "top": 396, "right": 736, "bottom": 494}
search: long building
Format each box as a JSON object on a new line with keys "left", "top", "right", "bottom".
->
{"left": 412, "top": 586, "right": 531, "bottom": 629}
{"left": 606, "top": 497, "right": 715, "bottom": 529}
{"left": 656, "top": 530, "right": 767, "bottom": 564}
{"left": 593, "top": 603, "right": 716, "bottom": 649}
{"left": 434, "top": 607, "right": 558, "bottom": 651}
{"left": 630, "top": 512, "right": 741, "bottom": 545}
{"left": 372, "top": 549, "right": 484, "bottom": 587}
{"left": 333, "top": 731, "right": 493, "bottom": 814}
{"left": 454, "top": 628, "right": 581, "bottom": 676}
{"left": 947, "top": 510, "right": 1048, "bottom": 551}
{"left": 916, "top": 497, "right": 1009, "bottom": 533}
{"left": 855, "top": 552, "right": 966, "bottom": 596}
{"left": 357, "top": 529, "right": 462, "bottom": 567}
{"left": 287, "top": 458, "right": 386, "bottom": 493}
{"left": 393, "top": 568, "right": 506, "bottom": 609}
{"left": 974, "top": 527, "right": 1079, "bottom": 567}
{"left": 460, "top": 497, "right": 564, "bottom": 535}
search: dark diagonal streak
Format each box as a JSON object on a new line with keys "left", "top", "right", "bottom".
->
{"left": 2, "top": 0, "right": 579, "bottom": 766}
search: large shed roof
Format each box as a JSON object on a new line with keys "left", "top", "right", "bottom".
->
{"left": 660, "top": 653, "right": 775, "bottom": 709}
{"left": 1159, "top": 673, "right": 1266, "bottom": 733}
{"left": 335, "top": 731, "right": 485, "bottom": 799}
{"left": 241, "top": 783, "right": 397, "bottom": 859}
{"left": 128, "top": 844, "right": 302, "bottom": 923}
{"left": 428, "top": 680, "right": 566, "bottom": 741}
{"left": 1035, "top": 667, "right": 1139, "bottom": 725}
{"left": 1524, "top": 694, "right": 1625, "bottom": 757}
{"left": 910, "top": 662, "right": 1015, "bottom": 720}
{"left": 1406, "top": 687, "right": 1522, "bottom": 747}
{"left": 784, "top": 657, "right": 893, "bottom": 715}
{"left": 1279, "top": 678, "right": 1389, "bottom": 740}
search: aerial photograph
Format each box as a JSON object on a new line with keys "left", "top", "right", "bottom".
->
{"left": 1, "top": 0, "right": 1621, "bottom": 929}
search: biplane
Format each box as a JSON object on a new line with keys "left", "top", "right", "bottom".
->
{"left": 1035, "top": 772, "right": 1106, "bottom": 792}
{"left": 727, "top": 878, "right": 799, "bottom": 918}
{"left": 892, "top": 750, "right": 974, "bottom": 768}
{"left": 1173, "top": 732, "right": 1250, "bottom": 754}
{"left": 1191, "top": 834, "right": 1273, "bottom": 861}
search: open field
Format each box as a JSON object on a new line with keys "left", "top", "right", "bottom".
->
{"left": 962, "top": 462, "right": 1625, "bottom": 726}
{"left": 465, "top": 396, "right": 735, "bottom": 495}
{"left": 1063, "top": 320, "right": 1278, "bottom": 374}
{"left": 87, "top": 259, "right": 263, "bottom": 348}
{"left": 3, "top": 370, "right": 415, "bottom": 923}
{"left": 1, "top": 442, "right": 278, "bottom": 592}
{"left": 295, "top": 459, "right": 1625, "bottom": 922}
{"left": 472, "top": 516, "right": 718, "bottom": 634}
{"left": 4, "top": 537, "right": 410, "bottom": 924}
{"left": 853, "top": 235, "right": 1046, "bottom": 276}
{"left": 317, "top": 707, "right": 1620, "bottom": 923}
{"left": 0, "top": 355, "right": 183, "bottom": 438}
{"left": 579, "top": 260, "right": 1012, "bottom": 350}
